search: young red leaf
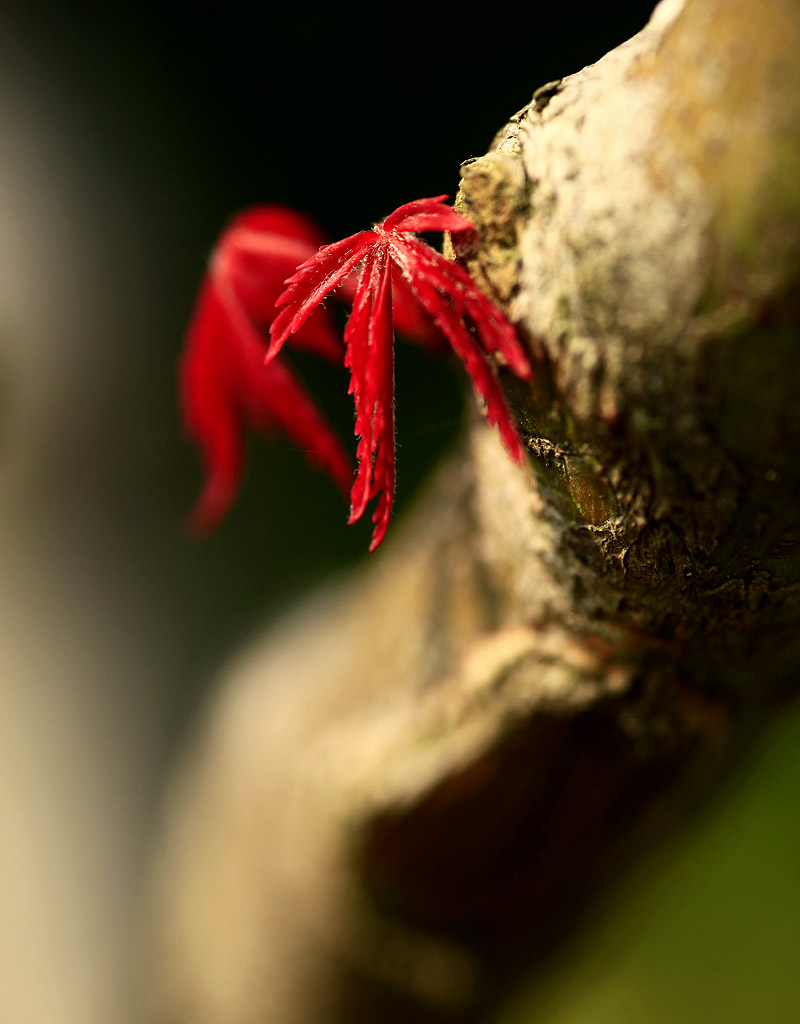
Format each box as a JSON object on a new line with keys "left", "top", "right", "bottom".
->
{"left": 344, "top": 246, "right": 396, "bottom": 550}
{"left": 180, "top": 206, "right": 352, "bottom": 534}
{"left": 270, "top": 195, "right": 532, "bottom": 550}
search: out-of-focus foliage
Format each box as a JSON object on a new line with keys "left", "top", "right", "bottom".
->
{"left": 499, "top": 707, "right": 800, "bottom": 1024}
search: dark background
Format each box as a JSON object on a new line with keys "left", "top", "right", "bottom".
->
{"left": 9, "top": 5, "right": 798, "bottom": 1024}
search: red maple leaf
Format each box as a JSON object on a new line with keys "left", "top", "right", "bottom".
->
{"left": 269, "top": 195, "right": 532, "bottom": 550}
{"left": 179, "top": 206, "right": 353, "bottom": 534}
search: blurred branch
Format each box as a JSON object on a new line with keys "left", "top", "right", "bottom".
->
{"left": 146, "top": 0, "right": 800, "bottom": 1021}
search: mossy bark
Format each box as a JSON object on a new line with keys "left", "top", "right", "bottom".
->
{"left": 145, "top": 1, "right": 800, "bottom": 1021}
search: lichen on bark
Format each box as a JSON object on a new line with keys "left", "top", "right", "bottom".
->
{"left": 459, "top": 0, "right": 800, "bottom": 639}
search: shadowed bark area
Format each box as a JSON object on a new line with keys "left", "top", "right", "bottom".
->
{"left": 145, "top": 1, "right": 800, "bottom": 1021}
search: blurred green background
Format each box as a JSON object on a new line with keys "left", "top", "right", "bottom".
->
{"left": 500, "top": 707, "right": 800, "bottom": 1024}
{"left": 0, "top": 1, "right": 796, "bottom": 1022}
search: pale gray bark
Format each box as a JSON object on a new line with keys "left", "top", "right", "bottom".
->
{"left": 144, "top": 2, "right": 800, "bottom": 1021}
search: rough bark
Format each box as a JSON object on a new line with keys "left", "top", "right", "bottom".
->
{"left": 144, "top": 1, "right": 800, "bottom": 1021}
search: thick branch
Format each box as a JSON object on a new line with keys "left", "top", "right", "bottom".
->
{"left": 145, "top": 2, "right": 800, "bottom": 1022}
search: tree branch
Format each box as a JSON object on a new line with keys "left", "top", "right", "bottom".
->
{"left": 145, "top": 1, "right": 800, "bottom": 1020}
